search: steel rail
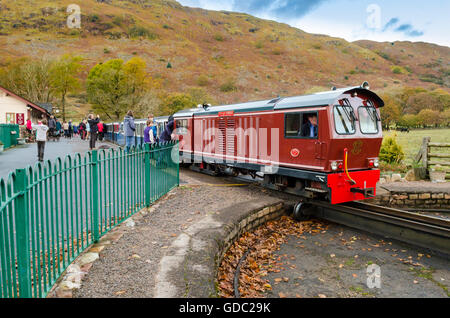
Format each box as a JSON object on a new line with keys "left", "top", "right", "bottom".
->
{"left": 308, "top": 200, "right": 450, "bottom": 257}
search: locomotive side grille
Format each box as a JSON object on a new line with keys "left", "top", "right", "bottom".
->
{"left": 226, "top": 118, "right": 235, "bottom": 155}
{"left": 218, "top": 118, "right": 226, "bottom": 154}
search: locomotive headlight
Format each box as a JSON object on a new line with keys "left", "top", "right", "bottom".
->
{"left": 331, "top": 161, "right": 338, "bottom": 171}
{"left": 374, "top": 158, "right": 379, "bottom": 168}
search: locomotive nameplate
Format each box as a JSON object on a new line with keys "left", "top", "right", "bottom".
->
{"left": 218, "top": 111, "right": 234, "bottom": 117}
{"left": 351, "top": 140, "right": 363, "bottom": 155}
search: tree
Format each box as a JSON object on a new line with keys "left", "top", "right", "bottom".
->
{"left": 87, "top": 57, "right": 151, "bottom": 120}
{"left": 0, "top": 57, "right": 54, "bottom": 104}
{"left": 380, "top": 93, "right": 401, "bottom": 129}
{"left": 417, "top": 109, "right": 441, "bottom": 127}
{"left": 50, "top": 54, "right": 85, "bottom": 121}
{"left": 159, "top": 93, "right": 196, "bottom": 116}
{"left": 187, "top": 87, "right": 216, "bottom": 106}
{"left": 440, "top": 109, "right": 450, "bottom": 127}
{"left": 406, "top": 92, "right": 441, "bottom": 114}
{"left": 397, "top": 114, "right": 419, "bottom": 128}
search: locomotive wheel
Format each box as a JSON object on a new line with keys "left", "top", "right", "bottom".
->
{"left": 293, "top": 202, "right": 310, "bottom": 221}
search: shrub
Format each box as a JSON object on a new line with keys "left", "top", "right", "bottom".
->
{"left": 220, "top": 79, "right": 237, "bottom": 92}
{"left": 391, "top": 66, "right": 407, "bottom": 74}
{"left": 254, "top": 40, "right": 263, "bottom": 49}
{"left": 89, "top": 14, "right": 100, "bottom": 23}
{"left": 379, "top": 137, "right": 405, "bottom": 164}
{"left": 128, "top": 26, "right": 158, "bottom": 40}
{"left": 197, "top": 75, "right": 209, "bottom": 87}
{"left": 214, "top": 34, "right": 224, "bottom": 42}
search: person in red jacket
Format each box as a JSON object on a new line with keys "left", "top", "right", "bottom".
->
{"left": 97, "top": 121, "right": 104, "bottom": 141}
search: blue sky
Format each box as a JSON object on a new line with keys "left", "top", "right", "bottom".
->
{"left": 177, "top": 0, "right": 450, "bottom": 47}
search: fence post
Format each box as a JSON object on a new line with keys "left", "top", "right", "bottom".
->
{"left": 144, "top": 143, "right": 151, "bottom": 207}
{"left": 14, "top": 168, "right": 32, "bottom": 298}
{"left": 91, "top": 150, "right": 100, "bottom": 243}
{"left": 423, "top": 137, "right": 431, "bottom": 169}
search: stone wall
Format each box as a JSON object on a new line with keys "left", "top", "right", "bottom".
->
{"left": 369, "top": 192, "right": 450, "bottom": 209}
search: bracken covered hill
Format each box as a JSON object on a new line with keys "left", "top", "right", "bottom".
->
{"left": 0, "top": 0, "right": 449, "bottom": 107}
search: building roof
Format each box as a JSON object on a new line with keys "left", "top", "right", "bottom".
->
{"left": 173, "top": 85, "right": 384, "bottom": 118}
{"left": 36, "top": 103, "right": 53, "bottom": 114}
{"left": 0, "top": 85, "right": 51, "bottom": 115}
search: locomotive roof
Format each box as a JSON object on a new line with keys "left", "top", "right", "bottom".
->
{"left": 173, "top": 85, "right": 384, "bottom": 118}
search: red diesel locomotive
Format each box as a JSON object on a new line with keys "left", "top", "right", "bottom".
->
{"left": 173, "top": 83, "right": 384, "bottom": 206}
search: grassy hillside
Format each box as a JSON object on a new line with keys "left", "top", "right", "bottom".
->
{"left": 0, "top": 0, "right": 449, "bottom": 119}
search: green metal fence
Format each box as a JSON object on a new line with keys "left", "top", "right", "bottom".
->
{"left": 0, "top": 141, "right": 179, "bottom": 298}
{"left": 0, "top": 124, "right": 19, "bottom": 149}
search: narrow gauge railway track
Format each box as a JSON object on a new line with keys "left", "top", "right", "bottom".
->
{"left": 305, "top": 200, "right": 450, "bottom": 257}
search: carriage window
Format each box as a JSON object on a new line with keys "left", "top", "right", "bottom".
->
{"left": 358, "top": 106, "right": 379, "bottom": 134}
{"left": 333, "top": 105, "right": 356, "bottom": 134}
{"left": 175, "top": 119, "right": 188, "bottom": 135}
{"left": 285, "top": 112, "right": 318, "bottom": 139}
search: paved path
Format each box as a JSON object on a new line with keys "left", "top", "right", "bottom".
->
{"left": 0, "top": 137, "right": 118, "bottom": 180}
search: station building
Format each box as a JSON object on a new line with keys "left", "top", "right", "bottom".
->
{"left": 0, "top": 85, "right": 51, "bottom": 125}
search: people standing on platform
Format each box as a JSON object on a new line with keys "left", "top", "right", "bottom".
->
{"left": 26, "top": 118, "right": 32, "bottom": 135}
{"left": 63, "top": 121, "right": 69, "bottom": 138}
{"left": 68, "top": 120, "right": 73, "bottom": 139}
{"left": 148, "top": 113, "right": 158, "bottom": 143}
{"left": 97, "top": 120, "right": 104, "bottom": 141}
{"left": 159, "top": 115, "right": 175, "bottom": 143}
{"left": 55, "top": 118, "right": 62, "bottom": 139}
{"left": 124, "top": 110, "right": 136, "bottom": 152}
{"left": 87, "top": 114, "right": 100, "bottom": 150}
{"left": 48, "top": 115, "right": 56, "bottom": 137}
{"left": 31, "top": 119, "right": 49, "bottom": 162}
{"left": 78, "top": 120, "right": 86, "bottom": 140}
{"left": 144, "top": 119, "right": 155, "bottom": 144}
{"left": 86, "top": 119, "right": 91, "bottom": 141}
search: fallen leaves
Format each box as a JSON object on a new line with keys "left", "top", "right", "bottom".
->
{"left": 217, "top": 216, "right": 327, "bottom": 298}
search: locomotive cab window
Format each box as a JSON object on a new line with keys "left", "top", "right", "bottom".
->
{"left": 358, "top": 106, "right": 379, "bottom": 134}
{"left": 333, "top": 105, "right": 356, "bottom": 135}
{"left": 284, "top": 112, "right": 318, "bottom": 139}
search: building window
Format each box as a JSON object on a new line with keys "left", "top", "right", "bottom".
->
{"left": 6, "top": 113, "right": 15, "bottom": 124}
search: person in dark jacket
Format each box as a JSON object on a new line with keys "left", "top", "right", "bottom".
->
{"left": 68, "top": 120, "right": 73, "bottom": 139}
{"left": 159, "top": 115, "right": 174, "bottom": 143}
{"left": 55, "top": 119, "right": 62, "bottom": 138}
{"left": 124, "top": 110, "right": 136, "bottom": 152}
{"left": 87, "top": 114, "right": 100, "bottom": 150}
{"left": 48, "top": 115, "right": 56, "bottom": 137}
{"left": 300, "top": 114, "right": 318, "bottom": 138}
